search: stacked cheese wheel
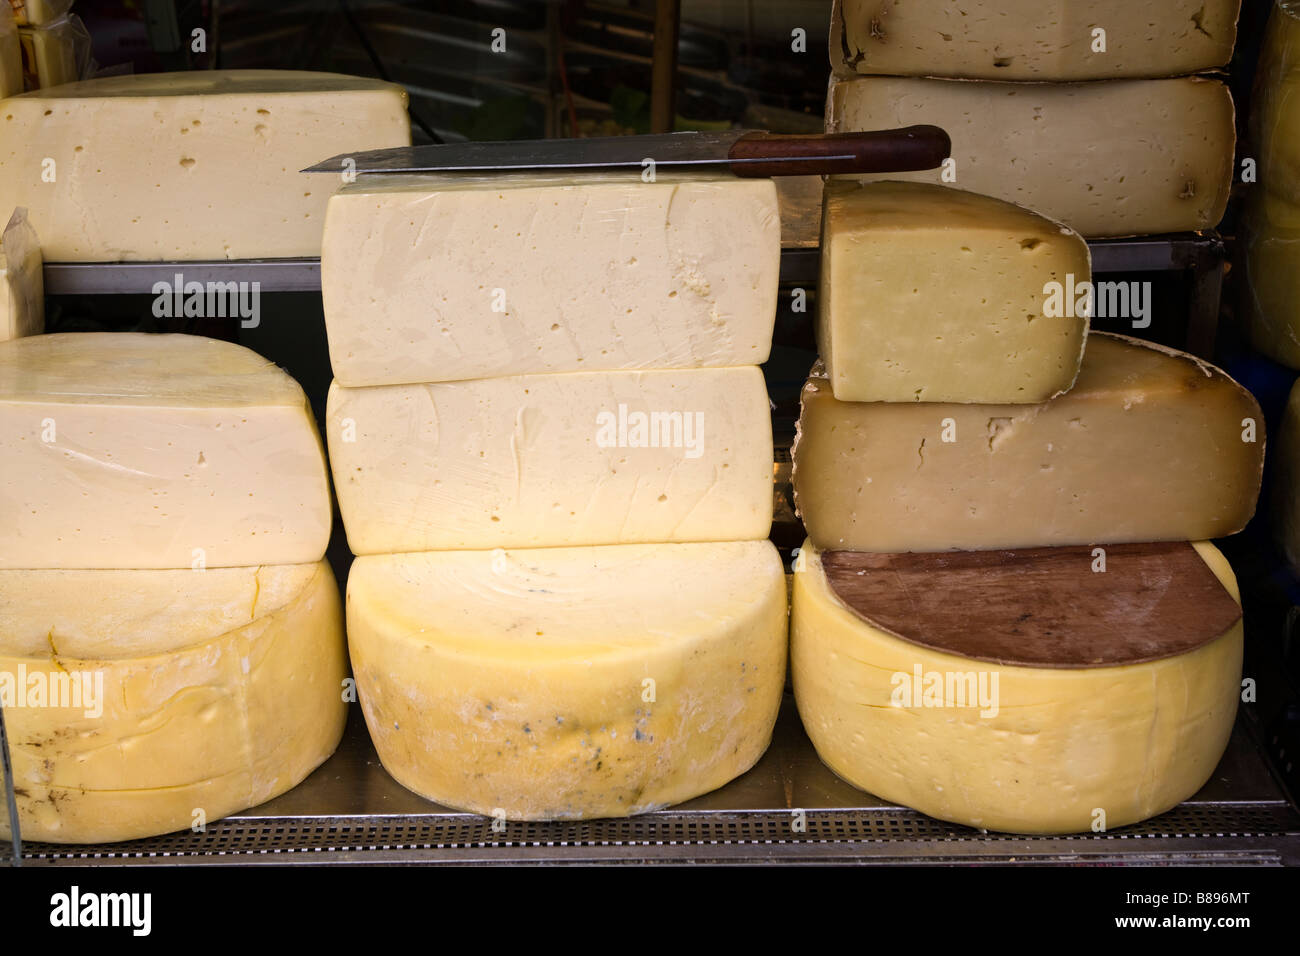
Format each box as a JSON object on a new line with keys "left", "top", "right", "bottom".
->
{"left": 827, "top": 0, "right": 1241, "bottom": 238}
{"left": 0, "top": 333, "right": 345, "bottom": 843}
{"left": 320, "top": 171, "right": 789, "bottom": 819}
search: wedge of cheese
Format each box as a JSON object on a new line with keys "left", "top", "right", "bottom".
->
{"left": 792, "top": 332, "right": 1264, "bottom": 552}
{"left": 348, "top": 541, "right": 788, "bottom": 820}
{"left": 819, "top": 181, "right": 1089, "bottom": 403}
{"left": 321, "top": 171, "right": 780, "bottom": 387}
{"left": 326, "top": 366, "right": 773, "bottom": 553}
{"left": 1241, "top": 191, "right": 1300, "bottom": 368}
{"left": 0, "top": 560, "right": 346, "bottom": 844}
{"left": 830, "top": 0, "right": 1241, "bottom": 81}
{"left": 0, "top": 207, "right": 42, "bottom": 341}
{"left": 0, "top": 3, "right": 20, "bottom": 98}
{"left": 1251, "top": 0, "right": 1300, "bottom": 204}
{"left": 826, "top": 75, "right": 1235, "bottom": 237}
{"left": 0, "top": 332, "right": 332, "bottom": 569}
{"left": 0, "top": 70, "right": 410, "bottom": 260}
{"left": 791, "top": 539, "right": 1242, "bottom": 833}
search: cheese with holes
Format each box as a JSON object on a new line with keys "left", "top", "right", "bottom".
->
{"left": 830, "top": 0, "right": 1241, "bottom": 81}
{"left": 327, "top": 366, "right": 772, "bottom": 552}
{"left": 321, "top": 171, "right": 780, "bottom": 387}
{"left": 0, "top": 4, "right": 19, "bottom": 98}
{"left": 0, "top": 70, "right": 410, "bottom": 260}
{"left": 0, "top": 207, "right": 41, "bottom": 341}
{"left": 1272, "top": 380, "right": 1300, "bottom": 575}
{"left": 826, "top": 75, "right": 1235, "bottom": 237}
{"left": 348, "top": 541, "right": 787, "bottom": 819}
{"left": 0, "top": 333, "right": 331, "bottom": 569}
{"left": 1252, "top": 0, "right": 1300, "bottom": 204}
{"left": 819, "top": 181, "right": 1089, "bottom": 403}
{"left": 1241, "top": 191, "right": 1300, "bottom": 367}
{"left": 791, "top": 539, "right": 1242, "bottom": 833}
{"left": 792, "top": 332, "right": 1264, "bottom": 552}
{"left": 0, "top": 560, "right": 346, "bottom": 844}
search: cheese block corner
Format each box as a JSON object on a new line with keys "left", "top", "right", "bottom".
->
{"left": 0, "top": 206, "right": 42, "bottom": 341}
{"left": 347, "top": 541, "right": 788, "bottom": 819}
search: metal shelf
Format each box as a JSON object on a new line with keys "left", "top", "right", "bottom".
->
{"left": 15, "top": 696, "right": 1300, "bottom": 866}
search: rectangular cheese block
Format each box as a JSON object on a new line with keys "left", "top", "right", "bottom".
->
{"left": 8, "top": 1, "right": 72, "bottom": 27}
{"left": 0, "top": 332, "right": 332, "bottom": 569}
{"left": 322, "top": 171, "right": 780, "bottom": 387}
{"left": 0, "top": 207, "right": 41, "bottom": 341}
{"left": 17, "top": 16, "right": 84, "bottom": 90}
{"left": 831, "top": 0, "right": 1241, "bottom": 81}
{"left": 827, "top": 75, "right": 1235, "bottom": 237}
{"left": 792, "top": 332, "right": 1264, "bottom": 552}
{"left": 327, "top": 366, "right": 773, "bottom": 553}
{"left": 348, "top": 541, "right": 787, "bottom": 819}
{"left": 0, "top": 70, "right": 410, "bottom": 260}
{"left": 1252, "top": 0, "right": 1300, "bottom": 205}
{"left": 0, "top": 560, "right": 346, "bottom": 843}
{"left": 819, "top": 181, "right": 1089, "bottom": 403}
{"left": 1241, "top": 191, "right": 1300, "bottom": 368}
{"left": 0, "top": 3, "right": 19, "bottom": 98}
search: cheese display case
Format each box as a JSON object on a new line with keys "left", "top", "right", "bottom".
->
{"left": 1, "top": 0, "right": 1299, "bottom": 875}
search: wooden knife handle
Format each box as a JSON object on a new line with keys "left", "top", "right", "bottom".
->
{"left": 727, "top": 127, "right": 951, "bottom": 177}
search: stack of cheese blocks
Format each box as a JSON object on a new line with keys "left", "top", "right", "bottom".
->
{"left": 6, "top": 0, "right": 89, "bottom": 92}
{"left": 827, "top": 0, "right": 1241, "bottom": 238}
{"left": 789, "top": 0, "right": 1265, "bottom": 834}
{"left": 320, "top": 171, "right": 790, "bottom": 819}
{"left": 0, "top": 69, "right": 415, "bottom": 844}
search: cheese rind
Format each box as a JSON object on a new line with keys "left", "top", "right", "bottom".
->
{"left": 0, "top": 560, "right": 347, "bottom": 844}
{"left": 0, "top": 70, "right": 410, "bottom": 260}
{"left": 826, "top": 75, "right": 1235, "bottom": 237}
{"left": 1252, "top": 1, "right": 1300, "bottom": 205}
{"left": 1241, "top": 191, "right": 1300, "bottom": 368}
{"left": 0, "top": 332, "right": 332, "bottom": 569}
{"left": 818, "top": 181, "right": 1089, "bottom": 403}
{"left": 326, "top": 366, "right": 773, "bottom": 552}
{"left": 321, "top": 171, "right": 780, "bottom": 386}
{"left": 0, "top": 206, "right": 42, "bottom": 341}
{"left": 831, "top": 0, "right": 1241, "bottom": 81}
{"left": 792, "top": 332, "right": 1264, "bottom": 552}
{"left": 347, "top": 541, "right": 788, "bottom": 819}
{"left": 791, "top": 539, "right": 1242, "bottom": 833}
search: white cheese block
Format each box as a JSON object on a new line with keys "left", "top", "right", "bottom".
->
{"left": 17, "top": 16, "right": 85, "bottom": 91}
{"left": 348, "top": 541, "right": 788, "bottom": 819}
{"left": 0, "top": 560, "right": 346, "bottom": 844}
{"left": 0, "top": 332, "right": 332, "bottom": 569}
{"left": 826, "top": 75, "right": 1235, "bottom": 237}
{"left": 0, "top": 206, "right": 42, "bottom": 341}
{"left": 831, "top": 0, "right": 1242, "bottom": 81}
{"left": 326, "top": 366, "right": 773, "bottom": 552}
{"left": 792, "top": 539, "right": 1242, "bottom": 833}
{"left": 9, "top": 1, "right": 73, "bottom": 28}
{"left": 1272, "top": 379, "right": 1300, "bottom": 576}
{"left": 321, "top": 171, "right": 780, "bottom": 387}
{"left": 0, "top": 3, "right": 19, "bottom": 98}
{"left": 818, "top": 181, "right": 1090, "bottom": 403}
{"left": 0, "top": 70, "right": 410, "bottom": 261}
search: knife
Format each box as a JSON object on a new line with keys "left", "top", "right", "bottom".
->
{"left": 301, "top": 126, "right": 951, "bottom": 177}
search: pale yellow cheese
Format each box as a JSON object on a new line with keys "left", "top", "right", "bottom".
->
{"left": 0, "top": 70, "right": 410, "bottom": 261}
{"left": 0, "top": 206, "right": 42, "bottom": 341}
{"left": 17, "top": 16, "right": 83, "bottom": 90}
{"left": 8, "top": 1, "right": 72, "bottom": 28}
{"left": 827, "top": 75, "right": 1235, "bottom": 237}
{"left": 0, "top": 560, "right": 347, "bottom": 844}
{"left": 831, "top": 0, "right": 1241, "bottom": 81}
{"left": 348, "top": 541, "right": 788, "bottom": 820}
{"left": 0, "top": 333, "right": 332, "bottom": 569}
{"left": 1251, "top": 0, "right": 1300, "bottom": 204}
{"left": 1241, "top": 190, "right": 1300, "bottom": 368}
{"left": 791, "top": 539, "right": 1242, "bottom": 833}
{"left": 0, "top": 3, "right": 19, "bottom": 99}
{"left": 819, "top": 181, "right": 1089, "bottom": 403}
{"left": 322, "top": 171, "right": 780, "bottom": 387}
{"left": 792, "top": 332, "right": 1264, "bottom": 552}
{"left": 1273, "top": 380, "right": 1300, "bottom": 575}
{"left": 326, "top": 366, "right": 773, "bottom": 553}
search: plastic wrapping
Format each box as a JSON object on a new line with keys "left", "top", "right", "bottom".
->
{"left": 1251, "top": 0, "right": 1300, "bottom": 204}
{"left": 8, "top": 0, "right": 73, "bottom": 28}
{"left": 17, "top": 13, "right": 90, "bottom": 90}
{"left": 0, "top": 207, "right": 44, "bottom": 343}
{"left": 0, "top": 2, "right": 19, "bottom": 99}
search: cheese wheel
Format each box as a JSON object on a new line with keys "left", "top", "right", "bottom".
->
{"left": 0, "top": 3, "right": 20, "bottom": 99}
{"left": 791, "top": 539, "right": 1243, "bottom": 833}
{"left": 1272, "top": 379, "right": 1300, "bottom": 575}
{"left": 0, "top": 560, "right": 347, "bottom": 844}
{"left": 348, "top": 541, "right": 788, "bottom": 819}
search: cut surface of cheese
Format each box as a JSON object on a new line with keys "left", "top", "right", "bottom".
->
{"left": 0, "top": 70, "right": 410, "bottom": 260}
{"left": 0, "top": 4, "right": 19, "bottom": 98}
{"left": 792, "top": 332, "right": 1264, "bottom": 552}
{"left": 826, "top": 75, "right": 1235, "bottom": 237}
{"left": 348, "top": 541, "right": 788, "bottom": 819}
{"left": 0, "top": 560, "right": 347, "bottom": 843}
{"left": 0, "top": 206, "right": 41, "bottom": 341}
{"left": 1272, "top": 380, "right": 1300, "bottom": 575}
{"left": 1252, "top": 1, "right": 1300, "bottom": 204}
{"left": 1241, "top": 191, "right": 1300, "bottom": 368}
{"left": 831, "top": 0, "right": 1241, "bottom": 81}
{"left": 818, "top": 181, "right": 1089, "bottom": 403}
{"left": 791, "top": 539, "right": 1242, "bottom": 833}
{"left": 322, "top": 171, "right": 780, "bottom": 387}
{"left": 327, "top": 366, "right": 773, "bottom": 552}
{"left": 0, "top": 332, "right": 331, "bottom": 569}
